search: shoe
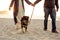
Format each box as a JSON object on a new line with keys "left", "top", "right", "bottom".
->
{"left": 52, "top": 31, "right": 58, "bottom": 33}
{"left": 44, "top": 29, "right": 47, "bottom": 31}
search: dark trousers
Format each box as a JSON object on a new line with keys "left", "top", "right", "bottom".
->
{"left": 14, "top": 13, "right": 18, "bottom": 24}
{"left": 44, "top": 8, "right": 56, "bottom": 31}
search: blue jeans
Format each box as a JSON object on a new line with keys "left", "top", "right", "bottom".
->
{"left": 44, "top": 7, "right": 56, "bottom": 31}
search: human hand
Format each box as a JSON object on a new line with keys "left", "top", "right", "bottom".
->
{"left": 30, "top": 3, "right": 35, "bottom": 7}
{"left": 9, "top": 7, "right": 11, "bottom": 10}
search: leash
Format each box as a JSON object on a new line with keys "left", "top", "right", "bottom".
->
{"left": 28, "top": 7, "right": 35, "bottom": 24}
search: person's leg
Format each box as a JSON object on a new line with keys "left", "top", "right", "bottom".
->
{"left": 14, "top": 14, "right": 18, "bottom": 24}
{"left": 14, "top": 6, "right": 18, "bottom": 25}
{"left": 44, "top": 8, "right": 49, "bottom": 30}
{"left": 50, "top": 8, "right": 58, "bottom": 33}
{"left": 13, "top": 12, "right": 20, "bottom": 30}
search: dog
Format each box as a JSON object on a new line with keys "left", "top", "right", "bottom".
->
{"left": 21, "top": 16, "right": 29, "bottom": 33}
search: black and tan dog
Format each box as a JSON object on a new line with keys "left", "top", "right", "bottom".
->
{"left": 21, "top": 16, "right": 29, "bottom": 33}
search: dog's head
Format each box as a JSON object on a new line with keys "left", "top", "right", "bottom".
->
{"left": 21, "top": 16, "right": 29, "bottom": 21}
{"left": 21, "top": 16, "right": 29, "bottom": 25}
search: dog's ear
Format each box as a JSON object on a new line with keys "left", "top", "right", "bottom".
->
{"left": 21, "top": 16, "right": 24, "bottom": 21}
{"left": 21, "top": 16, "right": 29, "bottom": 20}
{"left": 27, "top": 16, "right": 29, "bottom": 19}
{"left": 26, "top": 16, "right": 29, "bottom": 20}
{"left": 22, "top": 16, "right": 25, "bottom": 18}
